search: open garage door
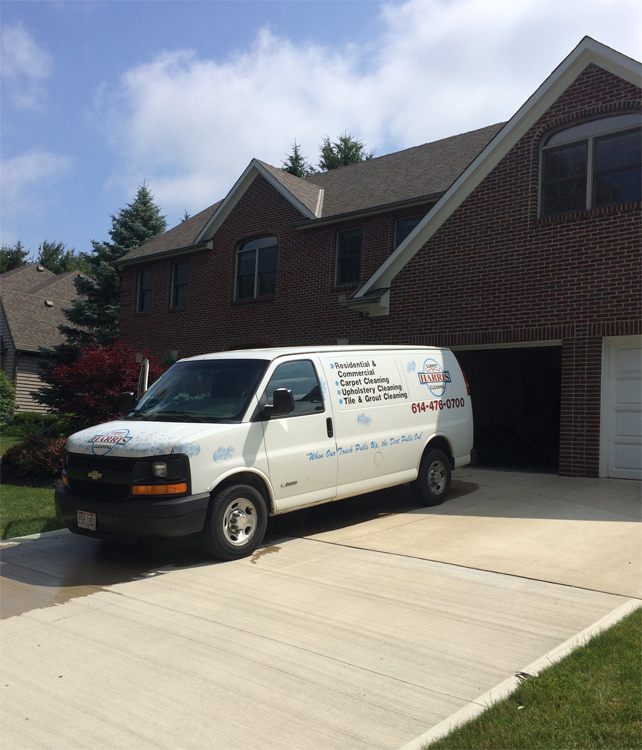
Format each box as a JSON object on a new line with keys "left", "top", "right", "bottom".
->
{"left": 601, "top": 336, "right": 642, "bottom": 479}
{"left": 454, "top": 346, "right": 562, "bottom": 472}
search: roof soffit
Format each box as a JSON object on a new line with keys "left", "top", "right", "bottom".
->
{"left": 354, "top": 37, "right": 642, "bottom": 303}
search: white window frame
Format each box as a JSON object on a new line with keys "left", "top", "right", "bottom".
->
{"left": 539, "top": 113, "right": 641, "bottom": 217}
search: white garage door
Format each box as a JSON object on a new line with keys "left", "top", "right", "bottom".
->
{"left": 601, "top": 335, "right": 642, "bottom": 479}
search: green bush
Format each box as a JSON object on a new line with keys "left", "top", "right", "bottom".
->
{"left": 1, "top": 411, "right": 82, "bottom": 438}
{"left": 2, "top": 435, "right": 66, "bottom": 477}
{"left": 0, "top": 370, "right": 15, "bottom": 422}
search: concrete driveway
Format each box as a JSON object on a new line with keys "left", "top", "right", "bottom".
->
{"left": 1, "top": 468, "right": 640, "bottom": 750}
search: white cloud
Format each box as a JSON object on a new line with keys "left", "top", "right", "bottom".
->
{"left": 1, "top": 24, "right": 52, "bottom": 109}
{"left": 104, "top": 0, "right": 642, "bottom": 220}
{"left": 1, "top": 150, "right": 72, "bottom": 211}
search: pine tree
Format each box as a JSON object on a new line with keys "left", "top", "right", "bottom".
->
{"left": 60, "top": 185, "right": 166, "bottom": 346}
{"left": 36, "top": 240, "right": 92, "bottom": 276}
{"left": 0, "top": 240, "right": 29, "bottom": 273}
{"left": 281, "top": 140, "right": 315, "bottom": 178}
{"left": 318, "top": 131, "right": 375, "bottom": 171}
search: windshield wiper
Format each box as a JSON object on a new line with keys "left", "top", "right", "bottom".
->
{"left": 152, "top": 410, "right": 206, "bottom": 422}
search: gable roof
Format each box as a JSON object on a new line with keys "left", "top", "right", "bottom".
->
{"left": 117, "top": 124, "right": 504, "bottom": 266}
{"left": 1, "top": 268, "right": 89, "bottom": 352}
{"left": 1, "top": 264, "right": 56, "bottom": 293}
{"left": 349, "top": 36, "right": 642, "bottom": 316}
{"left": 302, "top": 123, "right": 505, "bottom": 220}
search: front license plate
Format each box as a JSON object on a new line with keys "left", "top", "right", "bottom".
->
{"left": 77, "top": 511, "right": 96, "bottom": 531}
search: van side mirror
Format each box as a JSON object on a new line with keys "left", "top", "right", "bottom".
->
{"left": 263, "top": 388, "right": 295, "bottom": 418}
{"left": 117, "top": 391, "right": 137, "bottom": 414}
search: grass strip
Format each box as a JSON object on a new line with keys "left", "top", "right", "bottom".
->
{"left": 0, "top": 435, "right": 23, "bottom": 455}
{"left": 0, "top": 484, "right": 64, "bottom": 539}
{"left": 424, "top": 607, "right": 642, "bottom": 750}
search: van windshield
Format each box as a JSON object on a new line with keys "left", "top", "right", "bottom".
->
{"left": 127, "top": 359, "right": 269, "bottom": 423}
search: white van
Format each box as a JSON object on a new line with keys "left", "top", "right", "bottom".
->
{"left": 55, "top": 346, "right": 474, "bottom": 560}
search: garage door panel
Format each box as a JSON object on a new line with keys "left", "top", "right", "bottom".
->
{"left": 602, "top": 336, "right": 642, "bottom": 480}
{"left": 614, "top": 442, "right": 642, "bottom": 472}
{"left": 617, "top": 348, "right": 642, "bottom": 371}
{"left": 616, "top": 377, "right": 642, "bottom": 404}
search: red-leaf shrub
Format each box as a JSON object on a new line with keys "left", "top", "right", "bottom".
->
{"left": 36, "top": 340, "right": 165, "bottom": 428}
{"left": 2, "top": 435, "right": 67, "bottom": 477}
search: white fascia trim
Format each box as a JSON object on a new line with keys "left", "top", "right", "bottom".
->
{"left": 355, "top": 37, "right": 641, "bottom": 299}
{"left": 195, "top": 160, "right": 318, "bottom": 244}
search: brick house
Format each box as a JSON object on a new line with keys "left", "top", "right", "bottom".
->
{"left": 117, "top": 38, "right": 641, "bottom": 479}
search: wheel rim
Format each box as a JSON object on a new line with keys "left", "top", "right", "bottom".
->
{"left": 223, "top": 497, "right": 257, "bottom": 546}
{"left": 428, "top": 460, "right": 447, "bottom": 495}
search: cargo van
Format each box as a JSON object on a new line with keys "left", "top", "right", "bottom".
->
{"left": 55, "top": 346, "right": 474, "bottom": 560}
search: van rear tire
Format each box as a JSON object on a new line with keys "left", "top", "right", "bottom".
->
{"left": 202, "top": 484, "right": 268, "bottom": 560}
{"left": 411, "top": 449, "right": 451, "bottom": 507}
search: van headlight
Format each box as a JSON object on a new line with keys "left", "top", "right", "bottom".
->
{"left": 152, "top": 461, "right": 168, "bottom": 478}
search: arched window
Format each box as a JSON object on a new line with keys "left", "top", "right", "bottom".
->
{"left": 541, "top": 113, "right": 641, "bottom": 216}
{"left": 236, "top": 236, "right": 277, "bottom": 300}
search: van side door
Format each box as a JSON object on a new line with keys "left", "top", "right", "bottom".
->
{"left": 260, "top": 357, "right": 337, "bottom": 512}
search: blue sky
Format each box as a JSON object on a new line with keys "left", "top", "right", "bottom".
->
{"left": 2, "top": 0, "right": 641, "bottom": 260}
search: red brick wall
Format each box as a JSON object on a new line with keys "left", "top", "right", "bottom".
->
{"left": 120, "top": 64, "right": 641, "bottom": 477}
{"left": 371, "top": 65, "right": 641, "bottom": 475}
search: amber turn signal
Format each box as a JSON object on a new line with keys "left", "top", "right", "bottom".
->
{"left": 132, "top": 483, "right": 187, "bottom": 496}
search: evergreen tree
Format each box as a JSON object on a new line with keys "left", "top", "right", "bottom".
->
{"left": 36, "top": 240, "right": 92, "bottom": 276}
{"left": 318, "top": 131, "right": 375, "bottom": 171}
{"left": 60, "top": 185, "right": 166, "bottom": 346}
{"left": 0, "top": 240, "right": 29, "bottom": 273}
{"left": 281, "top": 140, "right": 315, "bottom": 178}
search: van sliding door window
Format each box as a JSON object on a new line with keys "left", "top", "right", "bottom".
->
{"left": 265, "top": 360, "right": 324, "bottom": 416}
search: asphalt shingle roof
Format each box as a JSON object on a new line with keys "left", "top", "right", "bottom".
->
{"left": 1, "top": 267, "right": 88, "bottom": 352}
{"left": 118, "top": 122, "right": 506, "bottom": 264}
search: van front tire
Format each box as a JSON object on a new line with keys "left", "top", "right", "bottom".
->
{"left": 411, "top": 449, "right": 451, "bottom": 507}
{"left": 202, "top": 484, "right": 268, "bottom": 560}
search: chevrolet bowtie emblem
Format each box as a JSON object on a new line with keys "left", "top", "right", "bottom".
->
{"left": 88, "top": 471, "right": 102, "bottom": 480}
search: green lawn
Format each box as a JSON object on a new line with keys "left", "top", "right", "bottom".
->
{"left": 424, "top": 607, "right": 642, "bottom": 750}
{"left": 0, "top": 484, "right": 64, "bottom": 539}
{"left": 0, "top": 435, "right": 22, "bottom": 455}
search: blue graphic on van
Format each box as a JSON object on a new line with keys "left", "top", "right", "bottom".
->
{"left": 357, "top": 413, "right": 372, "bottom": 427}
{"left": 173, "top": 441, "right": 201, "bottom": 457}
{"left": 418, "top": 358, "right": 451, "bottom": 397}
{"left": 406, "top": 360, "right": 417, "bottom": 372}
{"left": 213, "top": 446, "right": 235, "bottom": 463}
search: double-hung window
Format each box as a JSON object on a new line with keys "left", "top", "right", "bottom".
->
{"left": 336, "top": 228, "right": 362, "bottom": 285}
{"left": 137, "top": 269, "right": 153, "bottom": 312}
{"left": 541, "top": 114, "right": 641, "bottom": 216}
{"left": 236, "top": 237, "right": 277, "bottom": 300}
{"left": 172, "top": 262, "right": 189, "bottom": 308}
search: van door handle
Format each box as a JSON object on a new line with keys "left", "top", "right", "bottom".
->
{"left": 326, "top": 417, "right": 334, "bottom": 438}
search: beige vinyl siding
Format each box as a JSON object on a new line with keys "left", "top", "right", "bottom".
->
{"left": 14, "top": 354, "right": 48, "bottom": 413}
{"left": 0, "top": 303, "right": 16, "bottom": 380}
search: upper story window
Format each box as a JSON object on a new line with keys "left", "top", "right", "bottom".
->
{"left": 236, "top": 236, "right": 277, "bottom": 300}
{"left": 395, "top": 216, "right": 423, "bottom": 248}
{"left": 172, "top": 261, "right": 189, "bottom": 308}
{"left": 336, "top": 228, "right": 362, "bottom": 285}
{"left": 137, "top": 269, "right": 153, "bottom": 312}
{"left": 541, "top": 114, "right": 641, "bottom": 216}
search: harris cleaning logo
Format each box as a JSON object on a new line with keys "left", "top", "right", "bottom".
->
{"left": 418, "top": 359, "right": 451, "bottom": 397}
{"left": 88, "top": 429, "right": 133, "bottom": 456}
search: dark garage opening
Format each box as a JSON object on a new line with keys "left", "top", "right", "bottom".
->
{"left": 454, "top": 346, "right": 562, "bottom": 472}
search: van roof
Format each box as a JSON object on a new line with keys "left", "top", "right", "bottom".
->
{"left": 180, "top": 345, "right": 443, "bottom": 363}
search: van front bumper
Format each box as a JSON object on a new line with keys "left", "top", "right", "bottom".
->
{"left": 55, "top": 485, "right": 210, "bottom": 540}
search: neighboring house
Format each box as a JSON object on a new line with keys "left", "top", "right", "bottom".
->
{"left": 116, "top": 38, "right": 641, "bottom": 479}
{"left": 0, "top": 264, "right": 86, "bottom": 412}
